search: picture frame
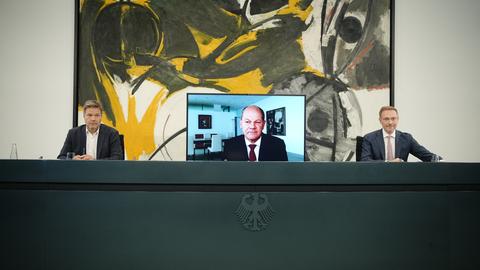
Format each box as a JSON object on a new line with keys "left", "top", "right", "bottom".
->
{"left": 266, "top": 107, "right": 286, "bottom": 136}
{"left": 198, "top": 115, "right": 212, "bottom": 129}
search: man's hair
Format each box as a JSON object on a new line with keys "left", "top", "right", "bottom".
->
{"left": 379, "top": 106, "right": 398, "bottom": 117}
{"left": 241, "top": 105, "right": 265, "bottom": 121}
{"left": 83, "top": 100, "right": 103, "bottom": 113}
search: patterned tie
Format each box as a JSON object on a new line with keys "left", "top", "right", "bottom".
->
{"left": 248, "top": 144, "right": 257, "bottom": 162}
{"left": 386, "top": 135, "right": 394, "bottom": 161}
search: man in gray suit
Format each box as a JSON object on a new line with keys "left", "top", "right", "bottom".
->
{"left": 58, "top": 100, "right": 123, "bottom": 160}
{"left": 361, "top": 106, "right": 440, "bottom": 162}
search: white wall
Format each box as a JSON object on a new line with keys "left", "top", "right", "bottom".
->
{"left": 1, "top": 0, "right": 479, "bottom": 161}
{"left": 0, "top": 0, "right": 74, "bottom": 159}
{"left": 394, "top": 0, "right": 480, "bottom": 161}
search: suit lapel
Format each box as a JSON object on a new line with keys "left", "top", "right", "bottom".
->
{"left": 239, "top": 135, "right": 248, "bottom": 160}
{"left": 376, "top": 130, "right": 385, "bottom": 160}
{"left": 96, "top": 125, "right": 104, "bottom": 159}
{"left": 79, "top": 125, "right": 87, "bottom": 155}
{"left": 395, "top": 130, "right": 401, "bottom": 158}
{"left": 258, "top": 134, "right": 267, "bottom": 161}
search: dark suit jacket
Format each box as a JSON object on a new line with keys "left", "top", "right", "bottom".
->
{"left": 360, "top": 129, "right": 435, "bottom": 162}
{"left": 223, "top": 134, "right": 288, "bottom": 161}
{"left": 58, "top": 124, "right": 123, "bottom": 160}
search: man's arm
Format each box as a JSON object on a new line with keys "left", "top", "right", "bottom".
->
{"left": 360, "top": 136, "right": 374, "bottom": 161}
{"left": 262, "top": 136, "right": 287, "bottom": 161}
{"left": 278, "top": 140, "right": 288, "bottom": 161}
{"left": 102, "top": 129, "right": 123, "bottom": 160}
{"left": 57, "top": 129, "right": 73, "bottom": 159}
{"left": 222, "top": 140, "right": 230, "bottom": 161}
{"left": 223, "top": 137, "right": 252, "bottom": 161}
{"left": 408, "top": 135, "right": 436, "bottom": 162}
{"left": 360, "top": 135, "right": 383, "bottom": 162}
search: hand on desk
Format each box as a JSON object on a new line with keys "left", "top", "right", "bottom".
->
{"left": 73, "top": 154, "right": 95, "bottom": 160}
{"left": 387, "top": 158, "right": 404, "bottom": 163}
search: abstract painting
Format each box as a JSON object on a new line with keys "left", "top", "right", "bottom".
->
{"left": 75, "top": 0, "right": 393, "bottom": 161}
{"left": 266, "top": 107, "right": 286, "bottom": 136}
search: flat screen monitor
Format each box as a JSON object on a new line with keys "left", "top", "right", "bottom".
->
{"left": 186, "top": 93, "right": 305, "bottom": 161}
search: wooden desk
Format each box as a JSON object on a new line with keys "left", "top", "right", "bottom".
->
{"left": 193, "top": 139, "right": 211, "bottom": 159}
{"left": 1, "top": 161, "right": 479, "bottom": 270}
{"left": 192, "top": 139, "right": 227, "bottom": 159}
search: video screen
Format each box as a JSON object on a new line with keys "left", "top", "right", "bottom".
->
{"left": 186, "top": 93, "right": 305, "bottom": 161}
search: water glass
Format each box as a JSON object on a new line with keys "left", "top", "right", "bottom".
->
{"left": 66, "top": 152, "right": 75, "bottom": 160}
{"left": 431, "top": 154, "right": 441, "bottom": 162}
{"left": 10, "top": 143, "right": 18, "bottom": 159}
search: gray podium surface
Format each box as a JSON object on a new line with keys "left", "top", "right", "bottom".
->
{"left": 1, "top": 160, "right": 479, "bottom": 270}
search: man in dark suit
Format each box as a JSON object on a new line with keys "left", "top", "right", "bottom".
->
{"left": 360, "top": 106, "right": 440, "bottom": 162}
{"left": 223, "top": 105, "right": 288, "bottom": 161}
{"left": 58, "top": 100, "right": 123, "bottom": 160}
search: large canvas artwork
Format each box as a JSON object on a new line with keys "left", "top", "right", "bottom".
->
{"left": 75, "top": 0, "right": 393, "bottom": 161}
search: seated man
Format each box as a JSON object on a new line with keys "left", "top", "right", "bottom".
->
{"left": 224, "top": 105, "right": 288, "bottom": 161}
{"left": 361, "top": 106, "right": 441, "bottom": 162}
{"left": 58, "top": 100, "right": 123, "bottom": 160}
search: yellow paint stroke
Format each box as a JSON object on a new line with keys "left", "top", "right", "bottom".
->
{"left": 296, "top": 37, "right": 325, "bottom": 78}
{"left": 99, "top": 0, "right": 118, "bottom": 10}
{"left": 207, "top": 68, "right": 271, "bottom": 94}
{"left": 79, "top": 0, "right": 85, "bottom": 11}
{"left": 127, "top": 65, "right": 153, "bottom": 78}
{"left": 179, "top": 73, "right": 201, "bottom": 85}
{"left": 123, "top": 90, "right": 166, "bottom": 160}
{"left": 97, "top": 70, "right": 167, "bottom": 160}
{"left": 90, "top": 46, "right": 102, "bottom": 82}
{"left": 97, "top": 0, "right": 150, "bottom": 10}
{"left": 169, "top": 57, "right": 189, "bottom": 70}
{"left": 278, "top": 0, "right": 313, "bottom": 21}
{"left": 216, "top": 32, "right": 258, "bottom": 64}
{"left": 153, "top": 31, "right": 165, "bottom": 57}
{"left": 132, "top": 0, "right": 150, "bottom": 5}
{"left": 302, "top": 65, "right": 325, "bottom": 78}
{"left": 187, "top": 25, "right": 227, "bottom": 59}
{"left": 167, "top": 58, "right": 200, "bottom": 84}
{"left": 218, "top": 7, "right": 244, "bottom": 29}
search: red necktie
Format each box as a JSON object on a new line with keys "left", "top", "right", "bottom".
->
{"left": 248, "top": 144, "right": 256, "bottom": 162}
{"left": 386, "top": 135, "right": 394, "bottom": 161}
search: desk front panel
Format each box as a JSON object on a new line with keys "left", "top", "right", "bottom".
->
{"left": 1, "top": 161, "right": 479, "bottom": 270}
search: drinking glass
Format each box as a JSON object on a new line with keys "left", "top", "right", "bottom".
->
{"left": 10, "top": 143, "right": 18, "bottom": 159}
{"left": 66, "top": 152, "right": 75, "bottom": 160}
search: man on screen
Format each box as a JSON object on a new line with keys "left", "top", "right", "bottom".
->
{"left": 223, "top": 105, "right": 288, "bottom": 161}
{"left": 360, "top": 106, "right": 441, "bottom": 162}
{"left": 58, "top": 100, "right": 123, "bottom": 160}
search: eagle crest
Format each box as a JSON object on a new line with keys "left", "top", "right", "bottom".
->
{"left": 235, "top": 193, "right": 274, "bottom": 231}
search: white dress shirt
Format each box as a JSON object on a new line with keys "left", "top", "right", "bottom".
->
{"left": 86, "top": 127, "right": 99, "bottom": 159}
{"left": 244, "top": 136, "right": 262, "bottom": 162}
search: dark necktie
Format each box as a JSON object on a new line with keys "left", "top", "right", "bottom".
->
{"left": 248, "top": 144, "right": 256, "bottom": 162}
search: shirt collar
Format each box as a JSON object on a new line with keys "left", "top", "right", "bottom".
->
{"left": 86, "top": 125, "right": 100, "bottom": 136}
{"left": 244, "top": 134, "right": 262, "bottom": 147}
{"left": 382, "top": 129, "right": 395, "bottom": 138}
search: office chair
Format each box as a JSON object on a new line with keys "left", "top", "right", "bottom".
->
{"left": 119, "top": 134, "right": 125, "bottom": 160}
{"left": 355, "top": 136, "right": 363, "bottom": 161}
{"left": 207, "top": 134, "right": 223, "bottom": 160}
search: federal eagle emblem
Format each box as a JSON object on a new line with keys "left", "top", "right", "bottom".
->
{"left": 235, "top": 193, "right": 274, "bottom": 231}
